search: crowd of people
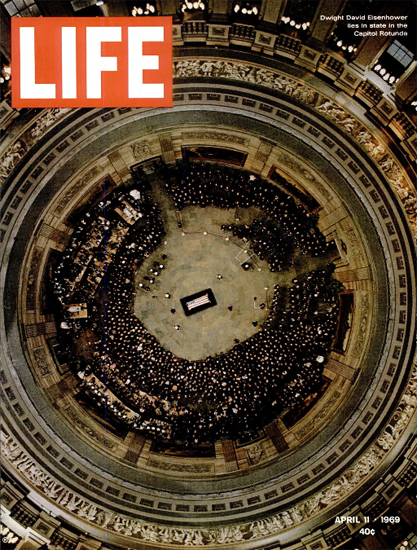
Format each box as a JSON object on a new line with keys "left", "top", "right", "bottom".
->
{"left": 53, "top": 161, "right": 342, "bottom": 446}
{"left": 164, "top": 161, "right": 328, "bottom": 257}
{"left": 221, "top": 218, "right": 295, "bottom": 271}
{"left": 52, "top": 188, "right": 148, "bottom": 312}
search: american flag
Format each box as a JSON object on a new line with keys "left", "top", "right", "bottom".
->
{"left": 186, "top": 293, "right": 211, "bottom": 310}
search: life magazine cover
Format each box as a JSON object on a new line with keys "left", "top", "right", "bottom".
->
{"left": 0, "top": 1, "right": 416, "bottom": 550}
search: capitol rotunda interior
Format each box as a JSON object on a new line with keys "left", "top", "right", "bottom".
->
{"left": 0, "top": 2, "right": 416, "bottom": 550}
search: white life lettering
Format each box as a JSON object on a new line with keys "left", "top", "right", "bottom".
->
{"left": 20, "top": 27, "right": 56, "bottom": 99}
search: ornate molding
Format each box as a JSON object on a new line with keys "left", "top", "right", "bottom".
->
{"left": 131, "top": 140, "right": 151, "bottom": 161}
{"left": 278, "top": 153, "right": 332, "bottom": 201}
{"left": 53, "top": 166, "right": 100, "bottom": 217}
{"left": 295, "top": 390, "right": 342, "bottom": 441}
{"left": 2, "top": 363, "right": 416, "bottom": 545}
{"left": 173, "top": 59, "right": 416, "bottom": 223}
{"left": 1, "top": 109, "right": 71, "bottom": 186}
{"left": 1, "top": 61, "right": 415, "bottom": 224}
{"left": 352, "top": 293, "right": 370, "bottom": 358}
{"left": 65, "top": 407, "right": 118, "bottom": 451}
{"left": 147, "top": 460, "right": 213, "bottom": 474}
{"left": 182, "top": 131, "right": 247, "bottom": 145}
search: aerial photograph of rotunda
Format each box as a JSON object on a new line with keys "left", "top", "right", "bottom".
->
{"left": 0, "top": 1, "right": 416, "bottom": 550}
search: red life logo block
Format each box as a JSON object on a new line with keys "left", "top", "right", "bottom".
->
{"left": 11, "top": 17, "right": 172, "bottom": 108}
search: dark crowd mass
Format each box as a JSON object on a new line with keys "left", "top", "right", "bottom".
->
{"left": 52, "top": 161, "right": 342, "bottom": 446}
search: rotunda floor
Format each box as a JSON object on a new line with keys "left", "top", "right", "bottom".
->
{"left": 133, "top": 185, "right": 330, "bottom": 361}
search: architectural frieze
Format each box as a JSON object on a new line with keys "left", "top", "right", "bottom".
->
{"left": 0, "top": 108, "right": 71, "bottom": 187}
{"left": 1, "top": 60, "right": 415, "bottom": 227}
{"left": 173, "top": 59, "right": 416, "bottom": 223}
{"left": 2, "top": 362, "right": 416, "bottom": 545}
